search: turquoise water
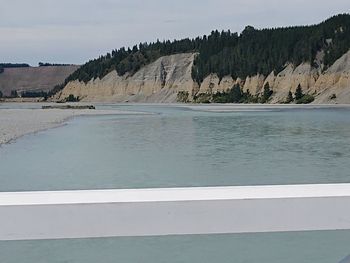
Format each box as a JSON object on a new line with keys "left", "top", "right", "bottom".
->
{"left": 1, "top": 104, "right": 350, "bottom": 191}
{"left": 0, "top": 230, "right": 349, "bottom": 263}
{"left": 1, "top": 104, "right": 350, "bottom": 262}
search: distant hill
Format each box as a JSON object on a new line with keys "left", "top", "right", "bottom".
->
{"left": 0, "top": 65, "right": 79, "bottom": 97}
{"left": 53, "top": 14, "right": 350, "bottom": 104}
{"left": 62, "top": 14, "right": 350, "bottom": 85}
{"left": 0, "top": 63, "right": 30, "bottom": 74}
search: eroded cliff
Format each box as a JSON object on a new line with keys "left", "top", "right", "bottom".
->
{"left": 55, "top": 53, "right": 197, "bottom": 103}
{"left": 56, "top": 50, "right": 350, "bottom": 104}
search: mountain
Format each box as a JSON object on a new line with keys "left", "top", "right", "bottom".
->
{"left": 0, "top": 65, "right": 79, "bottom": 97}
{"left": 54, "top": 14, "right": 350, "bottom": 104}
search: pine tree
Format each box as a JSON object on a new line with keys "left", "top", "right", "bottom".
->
{"left": 261, "top": 82, "right": 273, "bottom": 103}
{"left": 229, "top": 84, "right": 242, "bottom": 103}
{"left": 286, "top": 91, "right": 294, "bottom": 103}
{"left": 295, "top": 84, "right": 303, "bottom": 101}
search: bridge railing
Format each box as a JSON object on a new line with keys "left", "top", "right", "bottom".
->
{"left": 1, "top": 183, "right": 350, "bottom": 241}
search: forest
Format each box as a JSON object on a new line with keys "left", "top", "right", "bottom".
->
{"left": 54, "top": 14, "right": 350, "bottom": 93}
{"left": 38, "top": 62, "right": 73, "bottom": 67}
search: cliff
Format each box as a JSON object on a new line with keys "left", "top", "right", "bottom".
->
{"left": 0, "top": 65, "right": 79, "bottom": 97}
{"left": 55, "top": 53, "right": 197, "bottom": 103}
{"left": 56, "top": 50, "right": 350, "bottom": 104}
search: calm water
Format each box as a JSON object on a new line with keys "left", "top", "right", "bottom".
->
{"left": 1, "top": 104, "right": 350, "bottom": 191}
{"left": 0, "top": 230, "right": 350, "bottom": 263}
{"left": 1, "top": 104, "right": 350, "bottom": 262}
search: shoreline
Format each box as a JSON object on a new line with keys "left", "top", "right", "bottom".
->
{"left": 183, "top": 103, "right": 350, "bottom": 112}
{"left": 0, "top": 108, "right": 147, "bottom": 145}
{"left": 1, "top": 103, "right": 350, "bottom": 145}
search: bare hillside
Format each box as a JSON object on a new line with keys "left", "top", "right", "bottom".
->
{"left": 0, "top": 65, "right": 79, "bottom": 96}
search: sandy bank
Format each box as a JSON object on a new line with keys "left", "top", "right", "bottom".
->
{"left": 0, "top": 108, "right": 143, "bottom": 145}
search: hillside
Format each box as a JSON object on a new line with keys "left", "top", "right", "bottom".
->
{"left": 0, "top": 65, "right": 79, "bottom": 97}
{"left": 54, "top": 14, "right": 350, "bottom": 104}
{"left": 54, "top": 50, "right": 350, "bottom": 104}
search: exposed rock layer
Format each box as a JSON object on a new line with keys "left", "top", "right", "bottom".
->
{"left": 56, "top": 51, "right": 350, "bottom": 104}
{"left": 56, "top": 54, "right": 197, "bottom": 103}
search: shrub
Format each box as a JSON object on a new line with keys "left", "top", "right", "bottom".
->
{"left": 10, "top": 90, "right": 18, "bottom": 98}
{"left": 66, "top": 94, "right": 80, "bottom": 102}
{"left": 296, "top": 94, "right": 315, "bottom": 104}
{"left": 194, "top": 93, "right": 211, "bottom": 103}
{"left": 177, "top": 91, "right": 190, "bottom": 103}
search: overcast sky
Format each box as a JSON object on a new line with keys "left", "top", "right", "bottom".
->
{"left": 1, "top": 0, "right": 349, "bottom": 65}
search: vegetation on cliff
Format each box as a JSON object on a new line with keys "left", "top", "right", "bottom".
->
{"left": 54, "top": 14, "right": 350, "bottom": 97}
{"left": 193, "top": 14, "right": 350, "bottom": 82}
{"left": 198, "top": 83, "right": 273, "bottom": 104}
{"left": 192, "top": 83, "right": 314, "bottom": 104}
{"left": 294, "top": 84, "right": 315, "bottom": 104}
{"left": 21, "top": 90, "right": 48, "bottom": 99}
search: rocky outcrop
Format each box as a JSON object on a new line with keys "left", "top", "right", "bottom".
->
{"left": 57, "top": 50, "right": 350, "bottom": 104}
{"left": 312, "top": 50, "right": 350, "bottom": 103}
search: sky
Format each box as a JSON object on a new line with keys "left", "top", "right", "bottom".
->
{"left": 1, "top": 0, "right": 349, "bottom": 65}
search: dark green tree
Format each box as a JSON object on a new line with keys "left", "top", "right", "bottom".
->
{"left": 229, "top": 84, "right": 243, "bottom": 103}
{"left": 286, "top": 91, "right": 294, "bottom": 103}
{"left": 10, "top": 90, "right": 18, "bottom": 98}
{"left": 295, "top": 84, "right": 304, "bottom": 101}
{"left": 261, "top": 82, "right": 273, "bottom": 103}
{"left": 66, "top": 94, "right": 79, "bottom": 102}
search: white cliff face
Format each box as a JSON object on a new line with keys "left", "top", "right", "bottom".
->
{"left": 56, "top": 53, "right": 197, "bottom": 103}
{"left": 263, "top": 63, "right": 319, "bottom": 103}
{"left": 237, "top": 50, "right": 350, "bottom": 103}
{"left": 313, "top": 50, "right": 350, "bottom": 103}
{"left": 242, "top": 74, "right": 265, "bottom": 95}
{"left": 57, "top": 50, "right": 350, "bottom": 104}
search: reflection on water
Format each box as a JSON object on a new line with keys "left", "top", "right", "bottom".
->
{"left": 0, "top": 105, "right": 350, "bottom": 191}
{"left": 0, "top": 230, "right": 349, "bottom": 263}
{"left": 1, "top": 105, "right": 350, "bottom": 262}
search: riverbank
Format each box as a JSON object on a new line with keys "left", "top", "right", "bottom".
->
{"left": 2, "top": 103, "right": 350, "bottom": 145}
{"left": 0, "top": 107, "right": 144, "bottom": 145}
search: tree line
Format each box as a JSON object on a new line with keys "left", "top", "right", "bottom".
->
{"left": 53, "top": 14, "right": 350, "bottom": 95}
{"left": 0, "top": 63, "right": 30, "bottom": 74}
{"left": 187, "top": 83, "right": 314, "bottom": 104}
{"left": 38, "top": 62, "right": 74, "bottom": 67}
{"left": 193, "top": 83, "right": 274, "bottom": 104}
{"left": 0, "top": 90, "right": 48, "bottom": 99}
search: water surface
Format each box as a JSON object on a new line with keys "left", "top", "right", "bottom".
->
{"left": 1, "top": 104, "right": 350, "bottom": 191}
{"left": 1, "top": 104, "right": 350, "bottom": 262}
{"left": 0, "top": 230, "right": 349, "bottom": 263}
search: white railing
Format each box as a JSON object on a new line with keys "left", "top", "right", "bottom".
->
{"left": 1, "top": 183, "right": 350, "bottom": 241}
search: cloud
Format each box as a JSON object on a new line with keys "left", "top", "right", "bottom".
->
{"left": 0, "top": 0, "right": 349, "bottom": 65}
